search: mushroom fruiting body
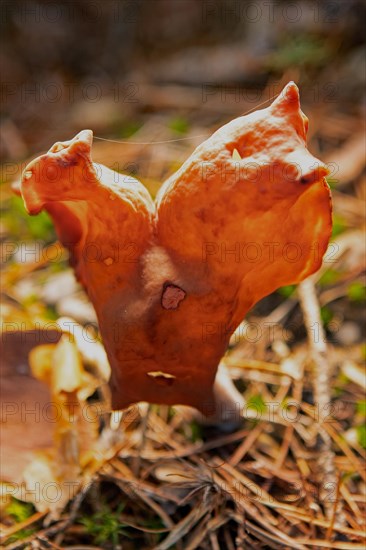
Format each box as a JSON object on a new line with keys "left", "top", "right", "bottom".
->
{"left": 19, "top": 83, "right": 332, "bottom": 416}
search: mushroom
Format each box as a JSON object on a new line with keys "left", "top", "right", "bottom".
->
{"left": 19, "top": 82, "right": 332, "bottom": 421}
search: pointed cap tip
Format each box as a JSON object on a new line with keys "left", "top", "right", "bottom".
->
{"left": 284, "top": 81, "right": 300, "bottom": 100}
{"left": 75, "top": 129, "right": 93, "bottom": 144}
{"left": 271, "top": 81, "right": 301, "bottom": 112}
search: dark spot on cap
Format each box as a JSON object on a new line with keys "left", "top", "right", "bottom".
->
{"left": 161, "top": 283, "right": 186, "bottom": 310}
{"left": 56, "top": 157, "right": 79, "bottom": 168}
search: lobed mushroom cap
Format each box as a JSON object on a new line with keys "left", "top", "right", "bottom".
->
{"left": 19, "top": 83, "right": 332, "bottom": 413}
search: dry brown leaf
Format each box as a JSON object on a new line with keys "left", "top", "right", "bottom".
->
{"left": 1, "top": 326, "right": 105, "bottom": 518}
{"left": 0, "top": 331, "right": 55, "bottom": 483}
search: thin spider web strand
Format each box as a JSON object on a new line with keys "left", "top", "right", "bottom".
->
{"left": 93, "top": 93, "right": 280, "bottom": 146}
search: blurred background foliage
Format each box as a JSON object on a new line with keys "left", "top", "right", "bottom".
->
{"left": 1, "top": 0, "right": 365, "bottom": 157}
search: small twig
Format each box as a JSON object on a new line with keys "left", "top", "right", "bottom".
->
{"left": 298, "top": 277, "right": 346, "bottom": 526}
{"left": 228, "top": 423, "right": 264, "bottom": 467}
{"left": 35, "top": 536, "right": 63, "bottom": 549}
{"left": 326, "top": 471, "right": 343, "bottom": 541}
{"left": 1, "top": 511, "right": 46, "bottom": 544}
{"left": 131, "top": 404, "right": 151, "bottom": 477}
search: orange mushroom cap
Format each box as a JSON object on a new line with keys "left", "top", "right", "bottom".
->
{"left": 19, "top": 82, "right": 332, "bottom": 414}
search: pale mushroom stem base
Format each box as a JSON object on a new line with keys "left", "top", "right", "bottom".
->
{"left": 177, "top": 364, "right": 245, "bottom": 429}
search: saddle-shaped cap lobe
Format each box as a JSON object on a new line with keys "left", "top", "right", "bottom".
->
{"left": 19, "top": 83, "right": 332, "bottom": 413}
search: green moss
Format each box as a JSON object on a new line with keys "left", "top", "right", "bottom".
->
{"left": 278, "top": 285, "right": 296, "bottom": 298}
{"left": 79, "top": 503, "right": 130, "bottom": 546}
{"left": 168, "top": 116, "right": 190, "bottom": 135}
{"left": 357, "top": 424, "right": 366, "bottom": 449}
{"left": 44, "top": 305, "right": 59, "bottom": 320}
{"left": 5, "top": 499, "right": 36, "bottom": 543}
{"left": 118, "top": 121, "right": 142, "bottom": 138}
{"left": 347, "top": 282, "right": 366, "bottom": 303}
{"left": 326, "top": 178, "right": 338, "bottom": 189}
{"left": 4, "top": 196, "right": 55, "bottom": 243}
{"left": 319, "top": 269, "right": 340, "bottom": 287}
{"left": 331, "top": 214, "right": 347, "bottom": 238}
{"left": 356, "top": 400, "right": 366, "bottom": 416}
{"left": 189, "top": 420, "right": 203, "bottom": 443}
{"left": 6, "top": 499, "right": 35, "bottom": 523}
{"left": 247, "top": 394, "right": 267, "bottom": 415}
{"left": 320, "top": 306, "right": 333, "bottom": 326}
{"left": 267, "top": 34, "right": 333, "bottom": 71}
